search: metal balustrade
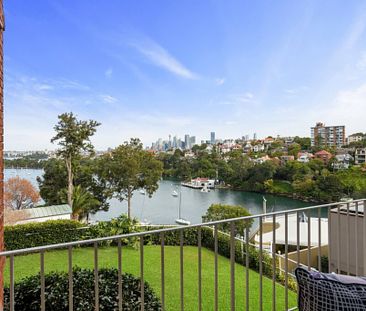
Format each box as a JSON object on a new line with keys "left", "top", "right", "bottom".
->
{"left": 1, "top": 199, "right": 365, "bottom": 310}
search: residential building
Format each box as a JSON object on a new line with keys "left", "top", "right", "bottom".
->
{"left": 15, "top": 204, "right": 72, "bottom": 225}
{"left": 297, "top": 152, "right": 313, "bottom": 163}
{"left": 347, "top": 133, "right": 364, "bottom": 144}
{"left": 243, "top": 142, "right": 253, "bottom": 153}
{"left": 280, "top": 155, "right": 295, "bottom": 165}
{"left": 253, "top": 144, "right": 265, "bottom": 153}
{"left": 311, "top": 122, "right": 346, "bottom": 148}
{"left": 333, "top": 154, "right": 353, "bottom": 170}
{"left": 314, "top": 150, "right": 333, "bottom": 165}
{"left": 355, "top": 148, "right": 366, "bottom": 165}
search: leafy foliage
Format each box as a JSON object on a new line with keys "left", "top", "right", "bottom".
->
{"left": 51, "top": 112, "right": 100, "bottom": 211}
{"left": 4, "top": 267, "right": 161, "bottom": 311}
{"left": 4, "top": 177, "right": 40, "bottom": 210}
{"left": 4, "top": 220, "right": 86, "bottom": 250}
{"left": 98, "top": 138, "right": 163, "bottom": 218}
{"left": 37, "top": 158, "right": 110, "bottom": 214}
{"left": 202, "top": 204, "right": 253, "bottom": 234}
{"left": 4, "top": 215, "right": 139, "bottom": 250}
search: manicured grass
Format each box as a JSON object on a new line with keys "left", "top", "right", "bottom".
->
{"left": 4, "top": 246, "right": 297, "bottom": 310}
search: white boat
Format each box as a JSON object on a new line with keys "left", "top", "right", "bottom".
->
{"left": 200, "top": 184, "right": 210, "bottom": 193}
{"left": 140, "top": 189, "right": 146, "bottom": 195}
{"left": 175, "top": 190, "right": 191, "bottom": 225}
{"left": 175, "top": 218, "right": 191, "bottom": 226}
{"left": 172, "top": 190, "right": 178, "bottom": 197}
{"left": 140, "top": 219, "right": 151, "bottom": 226}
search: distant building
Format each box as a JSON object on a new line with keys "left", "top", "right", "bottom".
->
{"left": 314, "top": 150, "right": 333, "bottom": 165}
{"left": 355, "top": 148, "right": 366, "bottom": 165}
{"left": 280, "top": 155, "right": 295, "bottom": 165}
{"left": 347, "top": 133, "right": 364, "bottom": 145}
{"left": 253, "top": 144, "right": 265, "bottom": 153}
{"left": 311, "top": 122, "right": 346, "bottom": 148}
{"left": 333, "top": 154, "right": 353, "bottom": 170}
{"left": 184, "top": 134, "right": 190, "bottom": 149}
{"left": 210, "top": 132, "right": 215, "bottom": 144}
{"left": 297, "top": 152, "right": 313, "bottom": 163}
{"left": 190, "top": 136, "right": 196, "bottom": 147}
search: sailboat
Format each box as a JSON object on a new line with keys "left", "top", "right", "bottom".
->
{"left": 175, "top": 190, "right": 191, "bottom": 225}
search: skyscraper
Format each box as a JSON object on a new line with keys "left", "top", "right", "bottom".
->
{"left": 210, "top": 132, "right": 215, "bottom": 144}
{"left": 190, "top": 136, "right": 196, "bottom": 147}
{"left": 184, "top": 134, "right": 190, "bottom": 149}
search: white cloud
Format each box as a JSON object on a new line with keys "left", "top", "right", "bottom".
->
{"left": 357, "top": 52, "right": 366, "bottom": 70}
{"left": 105, "top": 68, "right": 113, "bottom": 78}
{"left": 131, "top": 38, "right": 198, "bottom": 80}
{"left": 215, "top": 78, "right": 225, "bottom": 86}
{"left": 100, "top": 94, "right": 118, "bottom": 104}
{"left": 233, "top": 92, "right": 254, "bottom": 102}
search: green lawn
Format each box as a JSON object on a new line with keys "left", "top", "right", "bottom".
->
{"left": 4, "top": 246, "right": 297, "bottom": 310}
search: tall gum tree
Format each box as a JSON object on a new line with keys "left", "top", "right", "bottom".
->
{"left": 51, "top": 112, "right": 100, "bottom": 218}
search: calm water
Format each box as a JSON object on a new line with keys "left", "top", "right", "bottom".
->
{"left": 5, "top": 169, "right": 311, "bottom": 224}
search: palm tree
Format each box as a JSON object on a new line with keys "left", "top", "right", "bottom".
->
{"left": 72, "top": 185, "right": 100, "bottom": 222}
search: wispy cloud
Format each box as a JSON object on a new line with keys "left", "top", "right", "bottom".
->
{"left": 219, "top": 92, "right": 256, "bottom": 107}
{"left": 130, "top": 38, "right": 198, "bottom": 80}
{"left": 215, "top": 78, "right": 225, "bottom": 86}
{"left": 357, "top": 52, "right": 366, "bottom": 70}
{"left": 105, "top": 68, "right": 113, "bottom": 78}
{"left": 100, "top": 94, "right": 118, "bottom": 104}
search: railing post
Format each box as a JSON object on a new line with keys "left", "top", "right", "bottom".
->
{"left": 140, "top": 236, "right": 145, "bottom": 311}
{"left": 230, "top": 222, "right": 235, "bottom": 311}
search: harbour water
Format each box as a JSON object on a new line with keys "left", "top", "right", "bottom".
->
{"left": 5, "top": 169, "right": 312, "bottom": 225}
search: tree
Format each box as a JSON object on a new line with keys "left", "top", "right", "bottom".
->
{"left": 4, "top": 177, "right": 40, "bottom": 210}
{"left": 37, "top": 158, "right": 110, "bottom": 214}
{"left": 202, "top": 204, "right": 253, "bottom": 234}
{"left": 72, "top": 185, "right": 100, "bottom": 221}
{"left": 99, "top": 138, "right": 163, "bottom": 219}
{"left": 51, "top": 112, "right": 100, "bottom": 210}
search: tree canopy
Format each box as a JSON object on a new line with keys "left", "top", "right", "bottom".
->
{"left": 99, "top": 138, "right": 163, "bottom": 219}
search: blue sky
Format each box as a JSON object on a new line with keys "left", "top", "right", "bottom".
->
{"left": 4, "top": 1, "right": 366, "bottom": 150}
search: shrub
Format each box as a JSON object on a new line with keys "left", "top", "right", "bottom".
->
{"left": 4, "top": 220, "right": 87, "bottom": 250}
{"left": 4, "top": 215, "right": 140, "bottom": 250}
{"left": 4, "top": 267, "right": 161, "bottom": 311}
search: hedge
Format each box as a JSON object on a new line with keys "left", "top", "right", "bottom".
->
{"left": 4, "top": 220, "right": 87, "bottom": 251}
{"left": 3, "top": 267, "right": 161, "bottom": 311}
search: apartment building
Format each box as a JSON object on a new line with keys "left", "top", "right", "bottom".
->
{"left": 355, "top": 148, "right": 366, "bottom": 165}
{"left": 347, "top": 133, "right": 364, "bottom": 145}
{"left": 311, "top": 122, "right": 346, "bottom": 148}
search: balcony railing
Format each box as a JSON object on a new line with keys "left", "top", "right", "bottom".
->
{"left": 1, "top": 199, "right": 365, "bottom": 310}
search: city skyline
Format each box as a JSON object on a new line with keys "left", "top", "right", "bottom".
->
{"left": 4, "top": 1, "right": 366, "bottom": 150}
